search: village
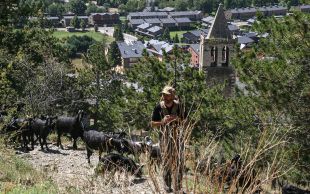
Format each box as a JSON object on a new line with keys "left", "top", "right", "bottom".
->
{"left": 0, "top": 0, "right": 309, "bottom": 193}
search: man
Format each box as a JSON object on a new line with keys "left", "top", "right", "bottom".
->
{"left": 151, "top": 85, "right": 186, "bottom": 193}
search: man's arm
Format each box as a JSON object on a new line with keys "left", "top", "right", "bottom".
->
{"left": 151, "top": 115, "right": 178, "bottom": 128}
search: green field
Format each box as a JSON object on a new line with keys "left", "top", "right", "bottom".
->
{"left": 170, "top": 30, "right": 187, "bottom": 39}
{"left": 53, "top": 30, "right": 114, "bottom": 43}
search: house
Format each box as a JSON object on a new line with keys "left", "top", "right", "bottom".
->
{"left": 225, "top": 7, "right": 257, "bottom": 20}
{"left": 201, "top": 16, "right": 214, "bottom": 27}
{"left": 146, "top": 26, "right": 163, "bottom": 37}
{"left": 127, "top": 12, "right": 169, "bottom": 20}
{"left": 135, "top": 23, "right": 152, "bottom": 33}
{"left": 145, "top": 39, "right": 174, "bottom": 61}
{"left": 188, "top": 44, "right": 200, "bottom": 67}
{"left": 45, "top": 16, "right": 61, "bottom": 27}
{"left": 117, "top": 41, "right": 146, "bottom": 68}
{"left": 228, "top": 24, "right": 240, "bottom": 36}
{"left": 88, "top": 13, "right": 120, "bottom": 26}
{"left": 158, "top": 7, "right": 175, "bottom": 12}
{"left": 168, "top": 11, "right": 203, "bottom": 21}
{"left": 129, "top": 19, "right": 145, "bottom": 29}
{"left": 292, "top": 4, "right": 310, "bottom": 13}
{"left": 144, "top": 18, "right": 162, "bottom": 26}
{"left": 160, "top": 18, "right": 177, "bottom": 29}
{"left": 225, "top": 5, "right": 287, "bottom": 20}
{"left": 237, "top": 36, "right": 254, "bottom": 50}
{"left": 135, "top": 23, "right": 163, "bottom": 38}
{"left": 61, "top": 16, "right": 89, "bottom": 27}
{"left": 259, "top": 5, "right": 287, "bottom": 17}
{"left": 174, "top": 17, "right": 192, "bottom": 29}
{"left": 182, "top": 29, "right": 209, "bottom": 44}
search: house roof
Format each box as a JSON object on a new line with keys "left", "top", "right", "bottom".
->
{"left": 90, "top": 13, "right": 119, "bottom": 16}
{"left": 160, "top": 18, "right": 176, "bottom": 24}
{"left": 63, "top": 16, "right": 88, "bottom": 19}
{"left": 247, "top": 18, "right": 256, "bottom": 23}
{"left": 146, "top": 39, "right": 173, "bottom": 55}
{"left": 158, "top": 7, "right": 175, "bottom": 12}
{"left": 128, "top": 12, "right": 168, "bottom": 17}
{"left": 147, "top": 26, "right": 162, "bottom": 33}
{"left": 244, "top": 32, "right": 258, "bottom": 38}
{"left": 169, "top": 11, "right": 202, "bottom": 16}
{"left": 144, "top": 18, "right": 161, "bottom": 24}
{"left": 46, "top": 16, "right": 59, "bottom": 20}
{"left": 228, "top": 24, "right": 239, "bottom": 31}
{"left": 189, "top": 44, "right": 200, "bottom": 54}
{"left": 117, "top": 41, "right": 145, "bottom": 58}
{"left": 174, "top": 17, "right": 192, "bottom": 23}
{"left": 237, "top": 36, "right": 254, "bottom": 44}
{"left": 202, "top": 16, "right": 214, "bottom": 24}
{"left": 137, "top": 23, "right": 152, "bottom": 29}
{"left": 130, "top": 19, "right": 145, "bottom": 25}
{"left": 258, "top": 5, "right": 287, "bottom": 12}
{"left": 207, "top": 4, "right": 232, "bottom": 39}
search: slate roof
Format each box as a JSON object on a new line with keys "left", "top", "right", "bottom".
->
{"left": 174, "top": 17, "right": 192, "bottom": 23}
{"left": 117, "top": 41, "right": 145, "bottom": 58}
{"left": 228, "top": 24, "right": 239, "bottom": 31}
{"left": 90, "top": 13, "right": 118, "bottom": 16}
{"left": 202, "top": 16, "right": 214, "bottom": 24}
{"left": 137, "top": 23, "right": 152, "bottom": 30}
{"left": 145, "top": 39, "right": 173, "bottom": 55}
{"left": 160, "top": 18, "right": 176, "bottom": 24}
{"left": 237, "top": 36, "right": 254, "bottom": 44}
{"left": 169, "top": 11, "right": 202, "bottom": 16}
{"left": 207, "top": 4, "right": 232, "bottom": 39}
{"left": 147, "top": 26, "right": 162, "bottom": 33}
{"left": 158, "top": 7, "right": 175, "bottom": 12}
{"left": 144, "top": 18, "right": 161, "bottom": 24}
{"left": 128, "top": 12, "right": 168, "bottom": 17}
{"left": 190, "top": 44, "right": 200, "bottom": 54}
{"left": 130, "top": 19, "right": 145, "bottom": 25}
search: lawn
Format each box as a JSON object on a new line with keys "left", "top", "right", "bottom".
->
{"left": 53, "top": 30, "right": 114, "bottom": 43}
{"left": 170, "top": 30, "right": 187, "bottom": 39}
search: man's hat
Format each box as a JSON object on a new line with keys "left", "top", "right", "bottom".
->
{"left": 161, "top": 86, "right": 175, "bottom": 95}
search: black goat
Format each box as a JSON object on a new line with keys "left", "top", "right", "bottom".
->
{"left": 282, "top": 185, "right": 310, "bottom": 194}
{"left": 83, "top": 130, "right": 113, "bottom": 164}
{"left": 55, "top": 110, "right": 85, "bottom": 149}
{"left": 3, "top": 117, "right": 34, "bottom": 150}
{"left": 121, "top": 139, "right": 147, "bottom": 157}
{"left": 32, "top": 116, "right": 56, "bottom": 150}
{"left": 98, "top": 153, "right": 143, "bottom": 177}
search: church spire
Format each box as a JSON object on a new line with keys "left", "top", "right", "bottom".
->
{"left": 207, "top": 3, "right": 232, "bottom": 39}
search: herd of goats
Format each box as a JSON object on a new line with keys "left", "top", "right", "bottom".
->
{"left": 1, "top": 110, "right": 309, "bottom": 194}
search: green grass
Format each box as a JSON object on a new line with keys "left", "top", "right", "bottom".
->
{"left": 0, "top": 139, "right": 59, "bottom": 193}
{"left": 170, "top": 30, "right": 187, "bottom": 39}
{"left": 120, "top": 16, "right": 127, "bottom": 21}
{"left": 53, "top": 30, "right": 114, "bottom": 43}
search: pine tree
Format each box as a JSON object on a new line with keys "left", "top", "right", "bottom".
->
{"left": 174, "top": 34, "right": 179, "bottom": 43}
{"left": 70, "top": 15, "right": 80, "bottom": 29}
{"left": 113, "top": 24, "right": 124, "bottom": 41}
{"left": 162, "top": 27, "right": 171, "bottom": 42}
{"left": 80, "top": 19, "right": 86, "bottom": 31}
{"left": 107, "top": 41, "right": 121, "bottom": 67}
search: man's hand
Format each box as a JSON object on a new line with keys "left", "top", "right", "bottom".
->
{"left": 162, "top": 115, "right": 178, "bottom": 125}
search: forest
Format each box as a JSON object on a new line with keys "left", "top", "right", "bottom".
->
{"left": 0, "top": 0, "right": 309, "bottom": 193}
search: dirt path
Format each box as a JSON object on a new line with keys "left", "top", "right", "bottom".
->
{"left": 17, "top": 143, "right": 165, "bottom": 194}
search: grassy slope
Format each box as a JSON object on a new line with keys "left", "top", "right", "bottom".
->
{"left": 170, "top": 30, "right": 187, "bottom": 39}
{"left": 53, "top": 30, "right": 114, "bottom": 43}
{"left": 0, "top": 140, "right": 58, "bottom": 193}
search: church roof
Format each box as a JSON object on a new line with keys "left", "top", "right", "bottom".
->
{"left": 207, "top": 4, "right": 232, "bottom": 39}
